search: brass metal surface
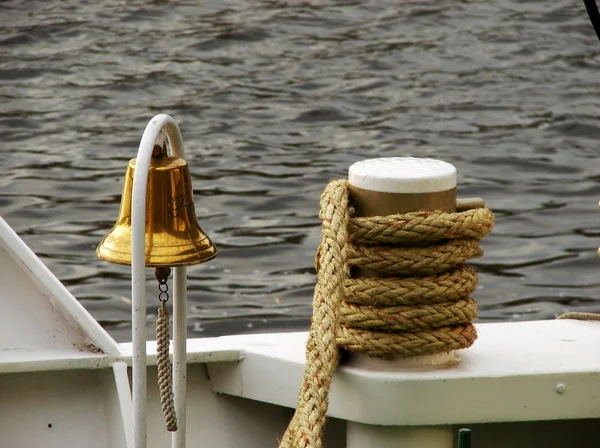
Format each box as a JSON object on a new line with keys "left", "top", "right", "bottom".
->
{"left": 349, "top": 185, "right": 456, "bottom": 278}
{"left": 348, "top": 185, "right": 456, "bottom": 216}
{"left": 97, "top": 155, "right": 217, "bottom": 267}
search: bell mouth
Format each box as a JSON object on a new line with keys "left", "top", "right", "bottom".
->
{"left": 96, "top": 232, "right": 218, "bottom": 267}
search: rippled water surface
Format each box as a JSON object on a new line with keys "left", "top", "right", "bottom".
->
{"left": 2, "top": 0, "right": 600, "bottom": 341}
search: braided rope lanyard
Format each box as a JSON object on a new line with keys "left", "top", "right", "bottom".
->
{"left": 155, "top": 267, "right": 178, "bottom": 432}
{"left": 278, "top": 179, "right": 494, "bottom": 448}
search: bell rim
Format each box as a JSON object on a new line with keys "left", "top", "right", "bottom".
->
{"left": 96, "top": 245, "right": 218, "bottom": 267}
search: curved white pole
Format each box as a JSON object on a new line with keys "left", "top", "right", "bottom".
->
{"left": 131, "top": 114, "right": 187, "bottom": 448}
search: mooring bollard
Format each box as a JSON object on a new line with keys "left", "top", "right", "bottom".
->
{"left": 345, "top": 157, "right": 459, "bottom": 448}
{"left": 346, "top": 157, "right": 460, "bottom": 369}
{"left": 280, "top": 156, "right": 493, "bottom": 448}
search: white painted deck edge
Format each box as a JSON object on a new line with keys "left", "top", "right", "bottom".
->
{"left": 118, "top": 337, "right": 243, "bottom": 365}
{"left": 0, "top": 348, "right": 115, "bottom": 373}
{"left": 4, "top": 319, "right": 600, "bottom": 427}
{"left": 208, "top": 320, "right": 600, "bottom": 426}
{"left": 0, "top": 338, "right": 242, "bottom": 373}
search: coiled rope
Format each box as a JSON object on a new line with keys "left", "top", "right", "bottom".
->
{"left": 278, "top": 179, "right": 494, "bottom": 448}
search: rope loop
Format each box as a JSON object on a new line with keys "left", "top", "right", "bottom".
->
{"left": 279, "top": 179, "right": 494, "bottom": 448}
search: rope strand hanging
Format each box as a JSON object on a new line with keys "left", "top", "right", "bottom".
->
{"left": 279, "top": 179, "right": 494, "bottom": 448}
{"left": 155, "top": 267, "right": 178, "bottom": 432}
{"left": 157, "top": 301, "right": 177, "bottom": 432}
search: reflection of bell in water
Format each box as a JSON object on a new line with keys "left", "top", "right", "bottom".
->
{"left": 97, "top": 146, "right": 217, "bottom": 267}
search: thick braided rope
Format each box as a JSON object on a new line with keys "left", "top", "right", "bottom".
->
{"left": 156, "top": 302, "right": 177, "bottom": 432}
{"left": 336, "top": 324, "right": 478, "bottom": 358}
{"left": 279, "top": 179, "right": 494, "bottom": 448}
{"left": 279, "top": 180, "right": 349, "bottom": 448}
{"left": 344, "top": 264, "right": 478, "bottom": 306}
{"left": 347, "top": 238, "right": 483, "bottom": 275}
{"left": 348, "top": 207, "right": 493, "bottom": 244}
{"left": 338, "top": 298, "right": 477, "bottom": 331}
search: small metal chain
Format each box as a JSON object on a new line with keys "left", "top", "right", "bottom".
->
{"left": 158, "top": 279, "right": 169, "bottom": 303}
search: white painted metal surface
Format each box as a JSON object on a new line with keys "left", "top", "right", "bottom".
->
{"left": 0, "top": 368, "right": 128, "bottom": 448}
{"left": 0, "top": 218, "right": 119, "bottom": 356}
{"left": 173, "top": 266, "right": 187, "bottom": 448}
{"left": 130, "top": 114, "right": 189, "bottom": 448}
{"left": 113, "top": 361, "right": 135, "bottom": 448}
{"left": 348, "top": 157, "right": 457, "bottom": 193}
{"left": 0, "top": 219, "right": 128, "bottom": 448}
{"left": 209, "top": 320, "right": 600, "bottom": 425}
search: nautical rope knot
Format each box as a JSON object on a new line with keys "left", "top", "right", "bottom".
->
{"left": 279, "top": 178, "right": 494, "bottom": 448}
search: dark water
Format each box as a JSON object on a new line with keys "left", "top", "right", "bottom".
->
{"left": 2, "top": 0, "right": 600, "bottom": 342}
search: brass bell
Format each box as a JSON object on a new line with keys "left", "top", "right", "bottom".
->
{"left": 97, "top": 145, "right": 217, "bottom": 267}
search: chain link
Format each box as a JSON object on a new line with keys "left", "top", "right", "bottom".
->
{"left": 158, "top": 280, "right": 169, "bottom": 303}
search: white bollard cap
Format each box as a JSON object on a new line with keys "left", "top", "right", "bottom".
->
{"left": 348, "top": 157, "right": 457, "bottom": 193}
